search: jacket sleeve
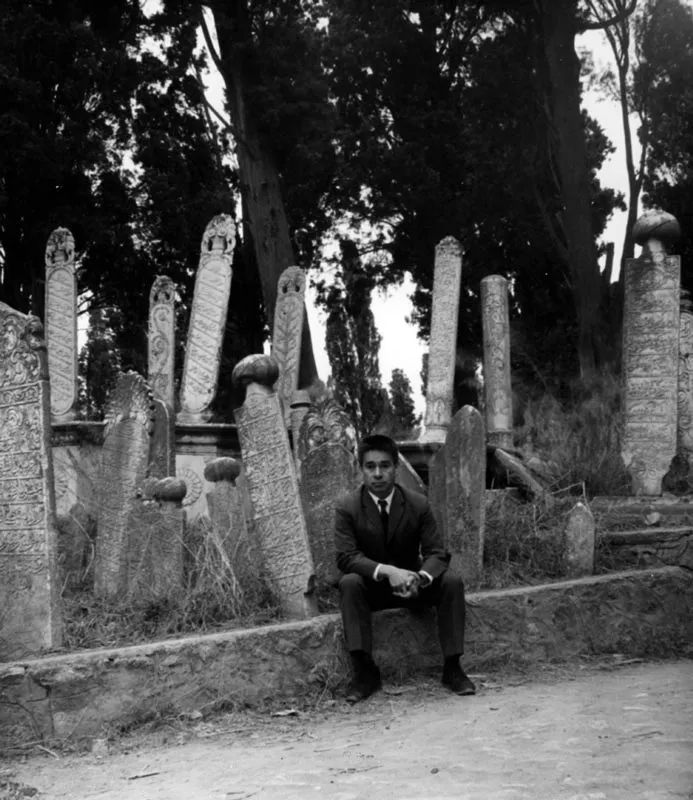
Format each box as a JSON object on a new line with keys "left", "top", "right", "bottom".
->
{"left": 334, "top": 499, "right": 380, "bottom": 578}
{"left": 418, "top": 499, "right": 451, "bottom": 580}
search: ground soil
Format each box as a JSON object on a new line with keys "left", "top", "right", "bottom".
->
{"left": 3, "top": 658, "right": 692, "bottom": 800}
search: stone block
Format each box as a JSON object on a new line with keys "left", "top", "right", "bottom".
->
{"left": 564, "top": 501, "right": 595, "bottom": 578}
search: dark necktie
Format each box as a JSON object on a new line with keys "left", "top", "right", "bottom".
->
{"left": 378, "top": 499, "right": 389, "bottom": 534}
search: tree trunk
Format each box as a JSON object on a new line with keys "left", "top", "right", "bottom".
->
{"left": 211, "top": 2, "right": 318, "bottom": 386}
{"left": 540, "top": 0, "right": 605, "bottom": 380}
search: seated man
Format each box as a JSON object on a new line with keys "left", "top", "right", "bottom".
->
{"left": 335, "top": 433, "right": 476, "bottom": 702}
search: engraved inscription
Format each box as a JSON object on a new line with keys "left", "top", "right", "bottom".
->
{"left": 421, "top": 237, "right": 462, "bottom": 443}
{"left": 45, "top": 227, "right": 77, "bottom": 419}
{"left": 481, "top": 276, "right": 513, "bottom": 448}
{"left": 148, "top": 276, "right": 176, "bottom": 409}
{"left": 272, "top": 266, "right": 306, "bottom": 424}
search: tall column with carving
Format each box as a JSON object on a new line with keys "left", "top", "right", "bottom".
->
{"left": 232, "top": 354, "right": 317, "bottom": 619}
{"left": 622, "top": 210, "right": 681, "bottom": 495}
{"left": 420, "top": 237, "right": 463, "bottom": 443}
{"left": 44, "top": 227, "right": 77, "bottom": 422}
{"left": 481, "top": 275, "right": 513, "bottom": 449}
{"left": 148, "top": 275, "right": 176, "bottom": 411}
{"left": 178, "top": 215, "right": 235, "bottom": 423}
{"left": 678, "top": 293, "right": 693, "bottom": 480}
{"left": 271, "top": 266, "right": 306, "bottom": 425}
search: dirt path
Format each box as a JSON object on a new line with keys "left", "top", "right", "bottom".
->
{"left": 5, "top": 660, "right": 693, "bottom": 800}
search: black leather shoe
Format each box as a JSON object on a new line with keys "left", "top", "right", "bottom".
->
{"left": 345, "top": 663, "right": 382, "bottom": 703}
{"left": 442, "top": 662, "right": 476, "bottom": 696}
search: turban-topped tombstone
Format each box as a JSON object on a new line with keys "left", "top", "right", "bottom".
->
{"left": 232, "top": 354, "right": 317, "bottom": 619}
{"left": 622, "top": 210, "right": 681, "bottom": 495}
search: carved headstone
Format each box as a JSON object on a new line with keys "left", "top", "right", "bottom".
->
{"left": 94, "top": 372, "right": 155, "bottom": 599}
{"left": 564, "top": 501, "right": 595, "bottom": 578}
{"left": 443, "top": 406, "right": 486, "bottom": 589}
{"left": 420, "top": 237, "right": 462, "bottom": 443}
{"left": 0, "top": 304, "right": 62, "bottom": 658}
{"left": 233, "top": 354, "right": 317, "bottom": 619}
{"left": 179, "top": 215, "right": 235, "bottom": 423}
{"left": 126, "top": 478, "right": 186, "bottom": 603}
{"left": 296, "top": 396, "right": 357, "bottom": 464}
{"left": 300, "top": 443, "right": 359, "bottom": 595}
{"left": 677, "top": 298, "right": 693, "bottom": 469}
{"left": 289, "top": 389, "right": 312, "bottom": 461}
{"left": 147, "top": 398, "right": 176, "bottom": 481}
{"left": 481, "top": 275, "right": 513, "bottom": 449}
{"left": 271, "top": 266, "right": 306, "bottom": 425}
{"left": 148, "top": 275, "right": 176, "bottom": 411}
{"left": 204, "top": 458, "right": 258, "bottom": 601}
{"left": 44, "top": 227, "right": 77, "bottom": 422}
{"left": 622, "top": 211, "right": 681, "bottom": 495}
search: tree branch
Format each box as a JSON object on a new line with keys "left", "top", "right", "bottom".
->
{"left": 579, "top": 0, "right": 637, "bottom": 31}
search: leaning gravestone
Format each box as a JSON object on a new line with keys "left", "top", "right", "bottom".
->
{"left": 622, "top": 211, "right": 681, "bottom": 495}
{"left": 0, "top": 303, "right": 62, "bottom": 659}
{"left": 233, "top": 354, "right": 317, "bottom": 619}
{"left": 481, "top": 275, "right": 513, "bottom": 450}
{"left": 44, "top": 227, "right": 77, "bottom": 422}
{"left": 271, "top": 266, "right": 306, "bottom": 426}
{"left": 443, "top": 405, "right": 485, "bottom": 589}
{"left": 179, "top": 215, "right": 235, "bottom": 423}
{"left": 299, "top": 443, "right": 359, "bottom": 596}
{"left": 94, "top": 372, "right": 155, "bottom": 600}
{"left": 148, "top": 275, "right": 176, "bottom": 411}
{"left": 420, "top": 237, "right": 462, "bottom": 443}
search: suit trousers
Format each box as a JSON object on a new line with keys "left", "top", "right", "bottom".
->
{"left": 338, "top": 571, "right": 467, "bottom": 659}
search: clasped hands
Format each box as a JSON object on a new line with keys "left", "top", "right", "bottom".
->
{"left": 383, "top": 565, "right": 425, "bottom": 599}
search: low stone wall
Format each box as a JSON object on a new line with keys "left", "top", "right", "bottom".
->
{"left": 601, "top": 528, "right": 693, "bottom": 571}
{"left": 1, "top": 567, "right": 691, "bottom": 746}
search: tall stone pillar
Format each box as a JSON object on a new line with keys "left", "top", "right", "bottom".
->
{"left": 481, "top": 275, "right": 513, "bottom": 449}
{"left": 622, "top": 210, "right": 681, "bottom": 495}
{"left": 179, "top": 215, "right": 235, "bottom": 423}
{"left": 44, "top": 227, "right": 77, "bottom": 422}
{"left": 420, "top": 237, "right": 462, "bottom": 444}
{"left": 232, "top": 354, "right": 317, "bottom": 619}
{"left": 271, "top": 266, "right": 306, "bottom": 426}
{"left": 678, "top": 293, "right": 693, "bottom": 475}
{"left": 148, "top": 275, "right": 176, "bottom": 411}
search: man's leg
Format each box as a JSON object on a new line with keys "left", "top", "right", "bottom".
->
{"left": 421, "top": 571, "right": 476, "bottom": 696}
{"left": 338, "top": 573, "right": 383, "bottom": 702}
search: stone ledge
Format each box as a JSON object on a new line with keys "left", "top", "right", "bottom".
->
{"left": 1, "top": 567, "right": 691, "bottom": 746}
{"left": 600, "top": 529, "right": 693, "bottom": 570}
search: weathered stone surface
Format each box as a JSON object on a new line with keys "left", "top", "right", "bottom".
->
{"left": 0, "top": 303, "right": 62, "bottom": 659}
{"left": 420, "top": 237, "right": 462, "bottom": 443}
{"left": 493, "top": 448, "right": 551, "bottom": 503}
{"left": 395, "top": 454, "right": 426, "bottom": 496}
{"left": 481, "top": 275, "right": 513, "bottom": 449}
{"left": 600, "top": 528, "right": 693, "bottom": 571}
{"left": 179, "top": 215, "right": 235, "bottom": 423}
{"left": 147, "top": 398, "right": 175, "bottom": 481}
{"left": 632, "top": 209, "right": 681, "bottom": 248}
{"left": 289, "top": 390, "right": 311, "bottom": 459}
{"left": 233, "top": 355, "right": 317, "bottom": 619}
{"left": 592, "top": 495, "right": 693, "bottom": 528}
{"left": 427, "top": 444, "right": 447, "bottom": 540}
{"left": 271, "top": 267, "right": 306, "bottom": 425}
{"left": 443, "top": 406, "right": 485, "bottom": 589}
{"left": 93, "top": 372, "right": 155, "bottom": 599}
{"left": 299, "top": 443, "right": 358, "bottom": 596}
{"left": 622, "top": 216, "right": 680, "bottom": 495}
{"left": 148, "top": 275, "right": 176, "bottom": 410}
{"left": 564, "top": 501, "right": 595, "bottom": 578}
{"left": 44, "top": 227, "right": 77, "bottom": 422}
{"left": 1, "top": 567, "right": 690, "bottom": 745}
{"left": 296, "top": 397, "right": 357, "bottom": 463}
{"left": 678, "top": 308, "right": 693, "bottom": 479}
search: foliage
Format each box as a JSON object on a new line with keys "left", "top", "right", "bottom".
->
{"left": 388, "top": 368, "right": 420, "bottom": 439}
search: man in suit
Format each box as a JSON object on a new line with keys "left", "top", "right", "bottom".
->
{"left": 335, "top": 433, "right": 476, "bottom": 703}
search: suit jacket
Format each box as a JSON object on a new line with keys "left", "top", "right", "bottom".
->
{"left": 335, "top": 483, "right": 450, "bottom": 581}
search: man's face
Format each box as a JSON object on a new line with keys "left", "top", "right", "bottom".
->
{"left": 361, "top": 449, "right": 397, "bottom": 498}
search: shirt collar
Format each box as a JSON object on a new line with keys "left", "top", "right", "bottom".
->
{"left": 368, "top": 489, "right": 395, "bottom": 510}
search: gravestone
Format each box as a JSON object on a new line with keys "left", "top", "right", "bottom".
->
{"left": 94, "top": 372, "right": 155, "bottom": 599}
{"left": 233, "top": 354, "right": 317, "bottom": 619}
{"left": 127, "top": 478, "right": 186, "bottom": 603}
{"left": 179, "top": 215, "right": 235, "bottom": 423}
{"left": 678, "top": 297, "right": 693, "bottom": 473}
{"left": 203, "top": 458, "right": 258, "bottom": 601}
{"left": 271, "top": 266, "right": 306, "bottom": 425}
{"left": 564, "top": 501, "right": 595, "bottom": 578}
{"left": 296, "top": 396, "right": 358, "bottom": 464}
{"left": 0, "top": 303, "right": 62, "bottom": 659}
{"left": 148, "top": 275, "right": 176, "bottom": 411}
{"left": 289, "top": 389, "right": 312, "bottom": 462}
{"left": 481, "top": 275, "right": 513, "bottom": 449}
{"left": 443, "top": 406, "right": 485, "bottom": 589}
{"left": 44, "top": 227, "right": 77, "bottom": 422}
{"left": 148, "top": 398, "right": 176, "bottom": 481}
{"left": 622, "top": 211, "right": 681, "bottom": 495}
{"left": 427, "top": 445, "right": 447, "bottom": 541}
{"left": 420, "top": 237, "right": 462, "bottom": 443}
{"left": 299, "top": 443, "right": 359, "bottom": 596}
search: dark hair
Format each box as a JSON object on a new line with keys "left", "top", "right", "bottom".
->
{"left": 358, "top": 434, "right": 399, "bottom": 466}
